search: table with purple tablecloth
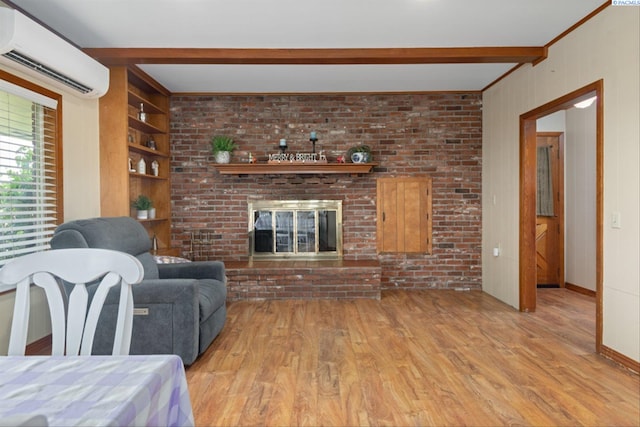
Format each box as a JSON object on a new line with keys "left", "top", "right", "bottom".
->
{"left": 0, "top": 354, "right": 194, "bottom": 427}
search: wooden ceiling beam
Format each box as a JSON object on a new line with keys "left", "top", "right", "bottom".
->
{"left": 84, "top": 46, "right": 546, "bottom": 65}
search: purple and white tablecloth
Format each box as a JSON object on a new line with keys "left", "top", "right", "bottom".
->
{"left": 0, "top": 354, "right": 194, "bottom": 427}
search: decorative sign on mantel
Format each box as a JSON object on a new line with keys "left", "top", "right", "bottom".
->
{"left": 268, "top": 152, "right": 327, "bottom": 164}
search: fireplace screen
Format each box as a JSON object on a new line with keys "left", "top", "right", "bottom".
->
{"left": 249, "top": 200, "right": 342, "bottom": 259}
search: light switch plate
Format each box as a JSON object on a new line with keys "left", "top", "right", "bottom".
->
{"left": 611, "top": 212, "right": 621, "bottom": 229}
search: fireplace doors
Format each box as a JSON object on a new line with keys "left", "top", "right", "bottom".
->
{"left": 248, "top": 200, "right": 342, "bottom": 259}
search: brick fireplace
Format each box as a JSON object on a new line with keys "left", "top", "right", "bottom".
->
{"left": 169, "top": 93, "right": 482, "bottom": 297}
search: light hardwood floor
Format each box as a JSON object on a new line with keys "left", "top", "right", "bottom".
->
{"left": 186, "top": 289, "right": 640, "bottom": 426}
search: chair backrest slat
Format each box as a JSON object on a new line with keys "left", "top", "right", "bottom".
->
{"left": 0, "top": 248, "right": 144, "bottom": 356}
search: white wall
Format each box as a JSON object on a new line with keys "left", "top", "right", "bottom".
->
{"left": 565, "top": 104, "right": 597, "bottom": 291}
{"left": 483, "top": 6, "right": 640, "bottom": 362}
{"left": 537, "top": 110, "right": 566, "bottom": 132}
{"left": 0, "top": 64, "right": 102, "bottom": 353}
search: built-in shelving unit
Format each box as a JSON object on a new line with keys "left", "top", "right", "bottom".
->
{"left": 99, "top": 66, "right": 177, "bottom": 255}
{"left": 214, "top": 162, "right": 378, "bottom": 176}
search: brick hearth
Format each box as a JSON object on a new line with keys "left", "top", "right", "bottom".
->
{"left": 225, "top": 260, "right": 382, "bottom": 300}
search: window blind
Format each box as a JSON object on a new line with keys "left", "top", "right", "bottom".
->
{"left": 0, "top": 79, "right": 60, "bottom": 266}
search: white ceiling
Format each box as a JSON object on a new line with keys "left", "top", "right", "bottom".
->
{"left": 6, "top": 0, "right": 605, "bottom": 93}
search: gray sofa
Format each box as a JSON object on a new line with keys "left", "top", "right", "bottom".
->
{"left": 49, "top": 216, "right": 226, "bottom": 365}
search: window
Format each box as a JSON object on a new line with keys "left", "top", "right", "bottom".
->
{"left": 0, "top": 71, "right": 62, "bottom": 266}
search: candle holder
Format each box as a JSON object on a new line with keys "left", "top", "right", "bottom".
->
{"left": 279, "top": 139, "right": 288, "bottom": 154}
{"left": 310, "top": 137, "right": 318, "bottom": 154}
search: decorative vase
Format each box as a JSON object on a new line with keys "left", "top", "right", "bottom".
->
{"left": 148, "top": 207, "right": 156, "bottom": 219}
{"left": 351, "top": 152, "right": 365, "bottom": 163}
{"left": 215, "top": 151, "right": 231, "bottom": 164}
{"left": 137, "top": 209, "right": 148, "bottom": 220}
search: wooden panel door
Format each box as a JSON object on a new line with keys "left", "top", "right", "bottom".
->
{"left": 377, "top": 177, "right": 432, "bottom": 253}
{"left": 536, "top": 133, "right": 564, "bottom": 286}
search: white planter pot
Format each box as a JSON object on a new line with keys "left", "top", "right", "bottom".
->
{"left": 215, "top": 151, "right": 231, "bottom": 164}
{"left": 137, "top": 209, "right": 148, "bottom": 220}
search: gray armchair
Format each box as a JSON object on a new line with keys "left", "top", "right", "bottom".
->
{"left": 49, "top": 216, "right": 226, "bottom": 365}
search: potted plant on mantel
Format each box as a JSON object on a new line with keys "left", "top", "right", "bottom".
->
{"left": 132, "top": 194, "right": 153, "bottom": 220}
{"left": 211, "top": 135, "right": 237, "bottom": 164}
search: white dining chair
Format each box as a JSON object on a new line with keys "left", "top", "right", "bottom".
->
{"left": 0, "top": 248, "right": 144, "bottom": 356}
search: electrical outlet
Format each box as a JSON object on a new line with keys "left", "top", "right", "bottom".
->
{"left": 493, "top": 245, "right": 501, "bottom": 257}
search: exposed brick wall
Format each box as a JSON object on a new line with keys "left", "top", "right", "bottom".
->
{"left": 170, "top": 93, "right": 482, "bottom": 291}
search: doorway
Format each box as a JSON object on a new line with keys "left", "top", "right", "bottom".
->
{"left": 519, "top": 80, "right": 603, "bottom": 352}
{"left": 536, "top": 132, "right": 564, "bottom": 287}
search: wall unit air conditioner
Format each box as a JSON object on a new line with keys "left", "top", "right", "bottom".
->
{"left": 0, "top": 8, "right": 109, "bottom": 98}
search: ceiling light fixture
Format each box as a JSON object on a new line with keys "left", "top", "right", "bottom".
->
{"left": 574, "top": 96, "right": 597, "bottom": 109}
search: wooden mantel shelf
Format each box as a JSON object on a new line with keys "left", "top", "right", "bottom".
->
{"left": 214, "top": 162, "right": 378, "bottom": 175}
